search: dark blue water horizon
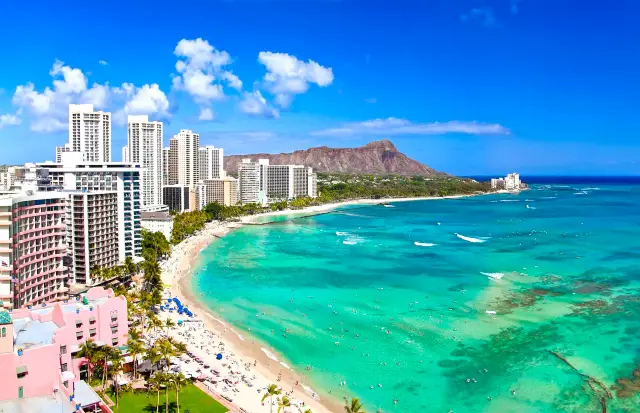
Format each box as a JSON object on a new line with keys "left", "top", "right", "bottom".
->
{"left": 467, "top": 175, "right": 640, "bottom": 185}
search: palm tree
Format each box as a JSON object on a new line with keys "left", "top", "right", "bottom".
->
{"left": 149, "top": 314, "right": 165, "bottom": 336}
{"left": 147, "top": 374, "right": 162, "bottom": 413}
{"left": 170, "top": 372, "right": 188, "bottom": 413}
{"left": 127, "top": 336, "right": 144, "bottom": 380}
{"left": 167, "top": 337, "right": 187, "bottom": 357}
{"left": 262, "top": 384, "right": 281, "bottom": 413}
{"left": 99, "top": 347, "right": 115, "bottom": 391}
{"left": 124, "top": 256, "right": 137, "bottom": 277}
{"left": 344, "top": 397, "right": 365, "bottom": 413}
{"left": 158, "top": 372, "right": 172, "bottom": 413}
{"left": 278, "top": 395, "right": 291, "bottom": 413}
{"left": 145, "top": 346, "right": 161, "bottom": 377}
{"left": 77, "top": 339, "right": 100, "bottom": 381}
{"left": 164, "top": 318, "right": 176, "bottom": 336}
{"left": 109, "top": 351, "right": 124, "bottom": 407}
{"left": 155, "top": 338, "right": 176, "bottom": 372}
{"left": 303, "top": 410, "right": 312, "bottom": 413}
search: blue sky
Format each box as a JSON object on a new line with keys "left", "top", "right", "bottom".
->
{"left": 1, "top": 0, "right": 639, "bottom": 175}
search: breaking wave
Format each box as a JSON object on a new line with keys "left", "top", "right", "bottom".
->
{"left": 414, "top": 242, "right": 436, "bottom": 247}
{"left": 455, "top": 233, "right": 487, "bottom": 243}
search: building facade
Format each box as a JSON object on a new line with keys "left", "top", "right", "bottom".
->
{"left": 38, "top": 154, "right": 142, "bottom": 261}
{"left": 127, "top": 115, "right": 163, "bottom": 207}
{"left": 55, "top": 143, "right": 72, "bottom": 163}
{"left": 163, "top": 185, "right": 191, "bottom": 213}
{"left": 198, "top": 146, "right": 224, "bottom": 180}
{"left": 197, "top": 177, "right": 238, "bottom": 209}
{"left": 66, "top": 192, "right": 119, "bottom": 285}
{"left": 174, "top": 130, "right": 200, "bottom": 188}
{"left": 238, "top": 159, "right": 268, "bottom": 205}
{"left": 0, "top": 287, "right": 127, "bottom": 402}
{"left": 167, "top": 138, "right": 179, "bottom": 186}
{"left": 68, "top": 104, "right": 111, "bottom": 163}
{"left": 238, "top": 160, "right": 318, "bottom": 204}
{"left": 141, "top": 211, "right": 174, "bottom": 241}
{"left": 121, "top": 146, "right": 129, "bottom": 163}
{"left": 162, "top": 147, "right": 170, "bottom": 186}
{"left": 0, "top": 192, "right": 68, "bottom": 309}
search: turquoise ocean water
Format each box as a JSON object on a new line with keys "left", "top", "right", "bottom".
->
{"left": 192, "top": 184, "right": 640, "bottom": 413}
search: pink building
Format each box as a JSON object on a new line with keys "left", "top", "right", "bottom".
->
{"left": 0, "top": 286, "right": 127, "bottom": 407}
{"left": 0, "top": 192, "right": 69, "bottom": 309}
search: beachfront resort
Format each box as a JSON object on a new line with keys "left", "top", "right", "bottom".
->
{"left": 0, "top": 103, "right": 367, "bottom": 413}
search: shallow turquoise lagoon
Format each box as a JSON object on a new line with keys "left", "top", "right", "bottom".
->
{"left": 193, "top": 184, "right": 640, "bottom": 412}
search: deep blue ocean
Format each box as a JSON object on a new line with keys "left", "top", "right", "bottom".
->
{"left": 193, "top": 180, "right": 640, "bottom": 413}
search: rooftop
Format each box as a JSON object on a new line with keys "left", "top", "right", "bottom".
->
{"left": 13, "top": 318, "right": 58, "bottom": 349}
{"left": 141, "top": 211, "right": 173, "bottom": 221}
{"left": 0, "top": 310, "right": 11, "bottom": 325}
{"left": 0, "top": 392, "right": 76, "bottom": 413}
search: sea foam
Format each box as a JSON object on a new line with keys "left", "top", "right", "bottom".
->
{"left": 455, "top": 233, "right": 486, "bottom": 243}
{"left": 261, "top": 348, "right": 279, "bottom": 362}
{"left": 414, "top": 242, "right": 436, "bottom": 247}
{"left": 481, "top": 272, "right": 504, "bottom": 280}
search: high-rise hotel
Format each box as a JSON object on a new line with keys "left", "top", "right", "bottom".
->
{"left": 62, "top": 104, "right": 112, "bottom": 162}
{"left": 126, "top": 115, "right": 163, "bottom": 208}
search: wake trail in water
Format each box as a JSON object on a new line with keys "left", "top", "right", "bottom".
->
{"left": 455, "top": 233, "right": 487, "bottom": 243}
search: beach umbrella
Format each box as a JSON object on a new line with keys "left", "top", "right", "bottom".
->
{"left": 216, "top": 353, "right": 223, "bottom": 360}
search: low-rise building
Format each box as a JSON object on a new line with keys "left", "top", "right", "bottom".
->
{"left": 197, "top": 177, "right": 238, "bottom": 208}
{"left": 0, "top": 286, "right": 126, "bottom": 403}
{"left": 141, "top": 211, "right": 174, "bottom": 241}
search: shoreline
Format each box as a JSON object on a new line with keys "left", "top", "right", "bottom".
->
{"left": 160, "top": 192, "right": 508, "bottom": 412}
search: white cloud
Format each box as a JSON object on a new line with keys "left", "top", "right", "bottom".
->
{"left": 12, "top": 60, "right": 171, "bottom": 132}
{"left": 238, "top": 91, "right": 279, "bottom": 119}
{"left": 310, "top": 118, "right": 510, "bottom": 137}
{"left": 172, "top": 38, "right": 243, "bottom": 116}
{"left": 257, "top": 51, "right": 333, "bottom": 108}
{"left": 0, "top": 112, "right": 21, "bottom": 129}
{"left": 198, "top": 108, "right": 215, "bottom": 121}
{"left": 98, "top": 60, "right": 108, "bottom": 66}
{"left": 113, "top": 83, "right": 171, "bottom": 124}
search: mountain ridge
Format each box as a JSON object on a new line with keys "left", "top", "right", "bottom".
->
{"left": 223, "top": 140, "right": 444, "bottom": 176}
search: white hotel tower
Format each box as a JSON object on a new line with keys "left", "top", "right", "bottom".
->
{"left": 126, "top": 115, "right": 163, "bottom": 207}
{"left": 67, "top": 104, "right": 112, "bottom": 162}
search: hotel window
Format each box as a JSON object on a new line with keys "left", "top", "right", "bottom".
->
{"left": 61, "top": 363, "right": 68, "bottom": 372}
{"left": 111, "top": 338, "right": 118, "bottom": 346}
{"left": 63, "top": 381, "right": 69, "bottom": 388}
{"left": 1, "top": 327, "right": 5, "bottom": 337}
{"left": 60, "top": 345, "right": 67, "bottom": 355}
{"left": 111, "top": 327, "right": 118, "bottom": 334}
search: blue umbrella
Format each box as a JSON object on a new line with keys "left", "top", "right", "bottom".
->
{"left": 216, "top": 353, "right": 223, "bottom": 360}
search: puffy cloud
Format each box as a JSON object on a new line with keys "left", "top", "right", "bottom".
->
{"left": 172, "top": 38, "right": 243, "bottom": 117}
{"left": 98, "top": 60, "right": 108, "bottom": 66}
{"left": 310, "top": 118, "right": 510, "bottom": 137}
{"left": 0, "top": 112, "right": 21, "bottom": 129}
{"left": 238, "top": 91, "right": 279, "bottom": 119}
{"left": 198, "top": 108, "right": 215, "bottom": 121}
{"left": 257, "top": 51, "right": 333, "bottom": 108}
{"left": 113, "top": 83, "right": 171, "bottom": 124}
{"left": 12, "top": 60, "right": 171, "bottom": 132}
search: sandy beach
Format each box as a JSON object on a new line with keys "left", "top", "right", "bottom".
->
{"left": 157, "top": 193, "right": 504, "bottom": 412}
{"left": 160, "top": 219, "right": 342, "bottom": 413}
